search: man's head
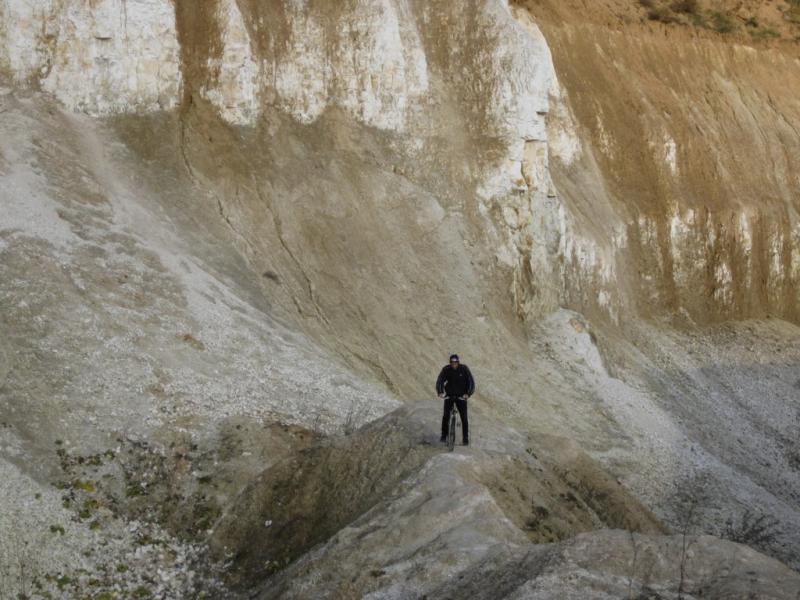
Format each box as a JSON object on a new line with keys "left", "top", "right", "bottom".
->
{"left": 449, "top": 354, "right": 459, "bottom": 369}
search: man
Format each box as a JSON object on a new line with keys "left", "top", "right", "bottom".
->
{"left": 436, "top": 354, "right": 475, "bottom": 446}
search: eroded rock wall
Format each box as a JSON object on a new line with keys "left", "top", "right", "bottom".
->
{"left": 3, "top": 0, "right": 799, "bottom": 332}
{"left": 523, "top": 0, "right": 800, "bottom": 325}
{"left": 0, "top": 0, "right": 575, "bottom": 324}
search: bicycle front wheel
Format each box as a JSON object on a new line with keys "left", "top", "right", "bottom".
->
{"left": 447, "top": 409, "right": 456, "bottom": 452}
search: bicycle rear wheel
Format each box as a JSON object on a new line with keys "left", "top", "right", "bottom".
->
{"left": 447, "top": 408, "right": 456, "bottom": 452}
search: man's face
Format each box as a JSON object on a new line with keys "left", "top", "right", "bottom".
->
{"left": 450, "top": 360, "right": 459, "bottom": 369}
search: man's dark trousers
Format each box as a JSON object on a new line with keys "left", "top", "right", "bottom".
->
{"left": 441, "top": 396, "right": 468, "bottom": 442}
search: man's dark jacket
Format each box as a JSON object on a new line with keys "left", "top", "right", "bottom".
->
{"left": 436, "top": 364, "right": 475, "bottom": 398}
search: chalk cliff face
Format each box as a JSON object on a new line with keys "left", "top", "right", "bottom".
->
{"left": 2, "top": 1, "right": 799, "bottom": 329}
{"left": 2, "top": 0, "right": 800, "bottom": 597}
{"left": 1, "top": 0, "right": 182, "bottom": 112}
{"left": 1, "top": 0, "right": 576, "bottom": 321}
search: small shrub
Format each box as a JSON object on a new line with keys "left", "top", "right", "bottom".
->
{"left": 709, "top": 11, "right": 736, "bottom": 33}
{"left": 750, "top": 27, "right": 780, "bottom": 39}
{"left": 639, "top": 0, "right": 656, "bottom": 7}
{"left": 125, "top": 482, "right": 145, "bottom": 497}
{"left": 689, "top": 12, "right": 708, "bottom": 27}
{"left": 671, "top": 0, "right": 699, "bottom": 14}
{"left": 785, "top": 8, "right": 800, "bottom": 25}
{"left": 648, "top": 7, "right": 678, "bottom": 23}
{"left": 342, "top": 398, "right": 364, "bottom": 436}
{"left": 71, "top": 480, "right": 95, "bottom": 493}
{"left": 724, "top": 509, "right": 780, "bottom": 549}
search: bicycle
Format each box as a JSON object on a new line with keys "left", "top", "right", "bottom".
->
{"left": 445, "top": 397, "right": 461, "bottom": 452}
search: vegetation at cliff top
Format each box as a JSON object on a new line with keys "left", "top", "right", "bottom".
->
{"left": 637, "top": 0, "right": 800, "bottom": 40}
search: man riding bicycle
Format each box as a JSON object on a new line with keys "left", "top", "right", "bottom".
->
{"left": 436, "top": 354, "right": 475, "bottom": 446}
